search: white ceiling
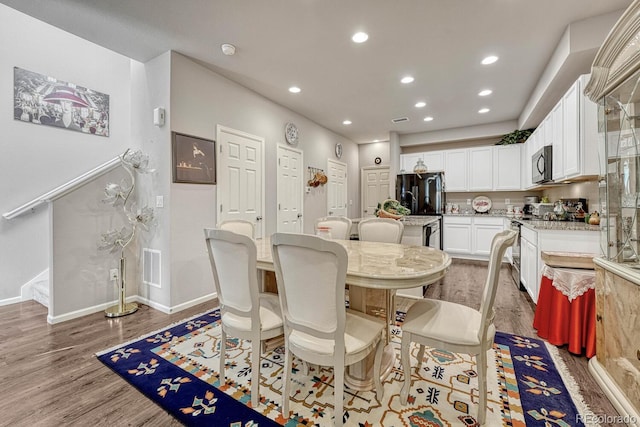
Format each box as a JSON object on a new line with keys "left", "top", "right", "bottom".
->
{"left": 1, "top": 0, "right": 632, "bottom": 144}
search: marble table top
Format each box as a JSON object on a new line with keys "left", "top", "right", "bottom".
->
{"left": 255, "top": 236, "right": 451, "bottom": 290}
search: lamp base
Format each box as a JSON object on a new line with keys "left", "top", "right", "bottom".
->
{"left": 105, "top": 302, "right": 139, "bottom": 318}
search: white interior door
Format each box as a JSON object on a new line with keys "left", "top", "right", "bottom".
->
{"left": 327, "top": 159, "right": 348, "bottom": 217}
{"left": 216, "top": 125, "right": 265, "bottom": 238}
{"left": 277, "top": 145, "right": 303, "bottom": 232}
{"left": 361, "top": 166, "right": 391, "bottom": 218}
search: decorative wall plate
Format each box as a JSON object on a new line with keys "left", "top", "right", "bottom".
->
{"left": 472, "top": 196, "right": 492, "bottom": 213}
{"left": 335, "top": 142, "right": 343, "bottom": 158}
{"left": 285, "top": 122, "right": 299, "bottom": 145}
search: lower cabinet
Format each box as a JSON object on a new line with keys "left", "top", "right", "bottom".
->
{"left": 443, "top": 216, "right": 504, "bottom": 260}
{"left": 520, "top": 226, "right": 539, "bottom": 303}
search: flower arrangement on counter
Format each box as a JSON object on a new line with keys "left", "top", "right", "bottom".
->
{"left": 374, "top": 199, "right": 411, "bottom": 219}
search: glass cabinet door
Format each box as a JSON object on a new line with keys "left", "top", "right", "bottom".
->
{"left": 602, "top": 67, "right": 640, "bottom": 265}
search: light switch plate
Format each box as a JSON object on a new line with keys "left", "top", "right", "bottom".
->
{"left": 156, "top": 195, "right": 164, "bottom": 208}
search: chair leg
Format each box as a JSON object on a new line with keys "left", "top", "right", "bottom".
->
{"left": 416, "top": 343, "right": 425, "bottom": 370}
{"left": 373, "top": 338, "right": 384, "bottom": 400}
{"left": 251, "top": 339, "right": 260, "bottom": 408}
{"left": 281, "top": 347, "right": 292, "bottom": 419}
{"left": 400, "top": 332, "right": 412, "bottom": 405}
{"left": 219, "top": 328, "right": 227, "bottom": 385}
{"left": 477, "top": 349, "right": 488, "bottom": 425}
{"left": 334, "top": 362, "right": 344, "bottom": 427}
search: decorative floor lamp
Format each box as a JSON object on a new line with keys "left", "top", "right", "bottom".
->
{"left": 99, "top": 149, "right": 155, "bottom": 318}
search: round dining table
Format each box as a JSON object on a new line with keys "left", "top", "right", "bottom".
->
{"left": 254, "top": 236, "right": 452, "bottom": 391}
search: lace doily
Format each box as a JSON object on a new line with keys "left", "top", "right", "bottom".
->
{"left": 541, "top": 265, "right": 596, "bottom": 302}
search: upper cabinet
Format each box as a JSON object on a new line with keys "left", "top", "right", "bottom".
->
{"left": 550, "top": 74, "right": 599, "bottom": 181}
{"left": 423, "top": 152, "right": 444, "bottom": 172}
{"left": 443, "top": 149, "right": 469, "bottom": 191}
{"left": 493, "top": 144, "right": 522, "bottom": 190}
{"left": 399, "top": 153, "right": 424, "bottom": 173}
{"left": 468, "top": 147, "right": 493, "bottom": 191}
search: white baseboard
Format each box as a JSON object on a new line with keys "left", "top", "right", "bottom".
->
{"left": 135, "top": 292, "right": 217, "bottom": 315}
{"left": 27, "top": 292, "right": 219, "bottom": 324}
{"left": 0, "top": 296, "right": 23, "bottom": 307}
{"left": 19, "top": 269, "right": 49, "bottom": 301}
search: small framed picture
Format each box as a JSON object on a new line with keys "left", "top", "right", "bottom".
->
{"left": 172, "top": 132, "right": 216, "bottom": 184}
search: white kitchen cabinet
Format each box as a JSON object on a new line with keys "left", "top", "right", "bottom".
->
{"left": 493, "top": 144, "right": 521, "bottom": 190}
{"left": 551, "top": 101, "right": 564, "bottom": 180}
{"left": 400, "top": 153, "right": 423, "bottom": 173}
{"left": 522, "top": 130, "right": 538, "bottom": 189}
{"left": 542, "top": 113, "right": 553, "bottom": 147}
{"left": 468, "top": 147, "right": 493, "bottom": 191}
{"left": 521, "top": 230, "right": 539, "bottom": 303}
{"left": 472, "top": 217, "right": 505, "bottom": 256}
{"left": 423, "top": 152, "right": 444, "bottom": 172}
{"left": 562, "top": 80, "right": 580, "bottom": 178}
{"left": 443, "top": 149, "right": 468, "bottom": 191}
{"left": 443, "top": 216, "right": 472, "bottom": 254}
{"left": 444, "top": 215, "right": 505, "bottom": 259}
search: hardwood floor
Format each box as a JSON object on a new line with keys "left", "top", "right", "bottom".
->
{"left": 0, "top": 260, "right": 619, "bottom": 426}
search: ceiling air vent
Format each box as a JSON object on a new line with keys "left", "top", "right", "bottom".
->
{"left": 391, "top": 117, "right": 409, "bottom": 123}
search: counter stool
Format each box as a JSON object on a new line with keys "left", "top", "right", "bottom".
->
{"left": 533, "top": 252, "right": 597, "bottom": 358}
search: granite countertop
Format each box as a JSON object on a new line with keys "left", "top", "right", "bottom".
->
{"left": 399, "top": 216, "right": 440, "bottom": 226}
{"left": 517, "top": 219, "right": 600, "bottom": 232}
{"left": 443, "top": 211, "right": 508, "bottom": 217}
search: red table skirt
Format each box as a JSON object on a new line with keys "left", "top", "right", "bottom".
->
{"left": 533, "top": 275, "right": 596, "bottom": 358}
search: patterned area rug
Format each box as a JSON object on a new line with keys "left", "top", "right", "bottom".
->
{"left": 97, "top": 309, "right": 597, "bottom": 426}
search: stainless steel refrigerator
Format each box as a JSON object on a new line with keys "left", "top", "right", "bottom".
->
{"left": 396, "top": 172, "right": 445, "bottom": 215}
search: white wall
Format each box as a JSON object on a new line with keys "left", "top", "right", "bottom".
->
{"left": 168, "top": 52, "right": 359, "bottom": 307}
{"left": 0, "top": 5, "right": 134, "bottom": 301}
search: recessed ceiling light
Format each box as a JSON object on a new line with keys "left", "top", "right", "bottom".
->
{"left": 343, "top": 120, "right": 352, "bottom": 125}
{"left": 478, "top": 108, "right": 490, "bottom": 114}
{"left": 288, "top": 86, "right": 301, "bottom": 93}
{"left": 401, "top": 76, "right": 415, "bottom": 84}
{"left": 478, "top": 89, "right": 492, "bottom": 97}
{"left": 352, "top": 32, "right": 369, "bottom": 43}
{"left": 423, "top": 116, "right": 434, "bottom": 122}
{"left": 481, "top": 55, "right": 498, "bottom": 65}
{"left": 415, "top": 101, "right": 426, "bottom": 108}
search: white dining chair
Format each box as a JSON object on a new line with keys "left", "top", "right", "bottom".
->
{"left": 358, "top": 217, "right": 404, "bottom": 243}
{"left": 399, "top": 229, "right": 517, "bottom": 424}
{"left": 271, "top": 233, "right": 385, "bottom": 426}
{"left": 217, "top": 219, "right": 255, "bottom": 239}
{"left": 204, "top": 228, "right": 283, "bottom": 408}
{"left": 314, "top": 216, "right": 353, "bottom": 240}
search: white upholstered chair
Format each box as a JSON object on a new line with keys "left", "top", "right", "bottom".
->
{"left": 204, "top": 228, "right": 283, "bottom": 407}
{"left": 217, "top": 219, "right": 255, "bottom": 239}
{"left": 314, "top": 216, "right": 353, "bottom": 240}
{"left": 271, "top": 233, "right": 385, "bottom": 426}
{"left": 400, "top": 229, "right": 517, "bottom": 425}
{"left": 358, "top": 217, "right": 404, "bottom": 243}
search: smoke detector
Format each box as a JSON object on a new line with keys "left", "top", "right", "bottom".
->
{"left": 221, "top": 43, "right": 236, "bottom": 56}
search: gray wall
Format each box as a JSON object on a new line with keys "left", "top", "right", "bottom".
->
{"left": 0, "top": 5, "right": 134, "bottom": 301}
{"left": 168, "top": 52, "right": 360, "bottom": 308}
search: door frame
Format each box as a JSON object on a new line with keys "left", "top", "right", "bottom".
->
{"left": 215, "top": 124, "right": 266, "bottom": 239}
{"left": 276, "top": 144, "right": 304, "bottom": 232}
{"left": 360, "top": 165, "right": 391, "bottom": 218}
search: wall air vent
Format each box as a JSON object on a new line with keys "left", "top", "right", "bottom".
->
{"left": 142, "top": 248, "right": 161, "bottom": 288}
{"left": 391, "top": 117, "right": 409, "bottom": 123}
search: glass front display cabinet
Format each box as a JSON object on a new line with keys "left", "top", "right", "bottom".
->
{"left": 600, "top": 66, "right": 640, "bottom": 267}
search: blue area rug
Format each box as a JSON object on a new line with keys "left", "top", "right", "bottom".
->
{"left": 97, "top": 309, "right": 595, "bottom": 426}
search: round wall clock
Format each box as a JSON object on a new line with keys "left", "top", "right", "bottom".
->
{"left": 374, "top": 157, "right": 382, "bottom": 164}
{"left": 284, "top": 122, "right": 299, "bottom": 145}
{"left": 335, "top": 142, "right": 343, "bottom": 159}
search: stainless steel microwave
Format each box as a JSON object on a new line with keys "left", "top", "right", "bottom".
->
{"left": 532, "top": 145, "right": 552, "bottom": 183}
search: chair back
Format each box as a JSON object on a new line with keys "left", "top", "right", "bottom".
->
{"left": 204, "top": 228, "right": 259, "bottom": 323}
{"left": 478, "top": 229, "right": 518, "bottom": 341}
{"left": 271, "top": 233, "right": 348, "bottom": 343}
{"left": 358, "top": 217, "right": 404, "bottom": 243}
{"left": 315, "top": 216, "right": 353, "bottom": 240}
{"left": 217, "top": 220, "right": 255, "bottom": 239}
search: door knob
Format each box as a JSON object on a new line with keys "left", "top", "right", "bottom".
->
{"left": 256, "top": 216, "right": 263, "bottom": 221}
{"left": 297, "top": 213, "right": 303, "bottom": 218}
